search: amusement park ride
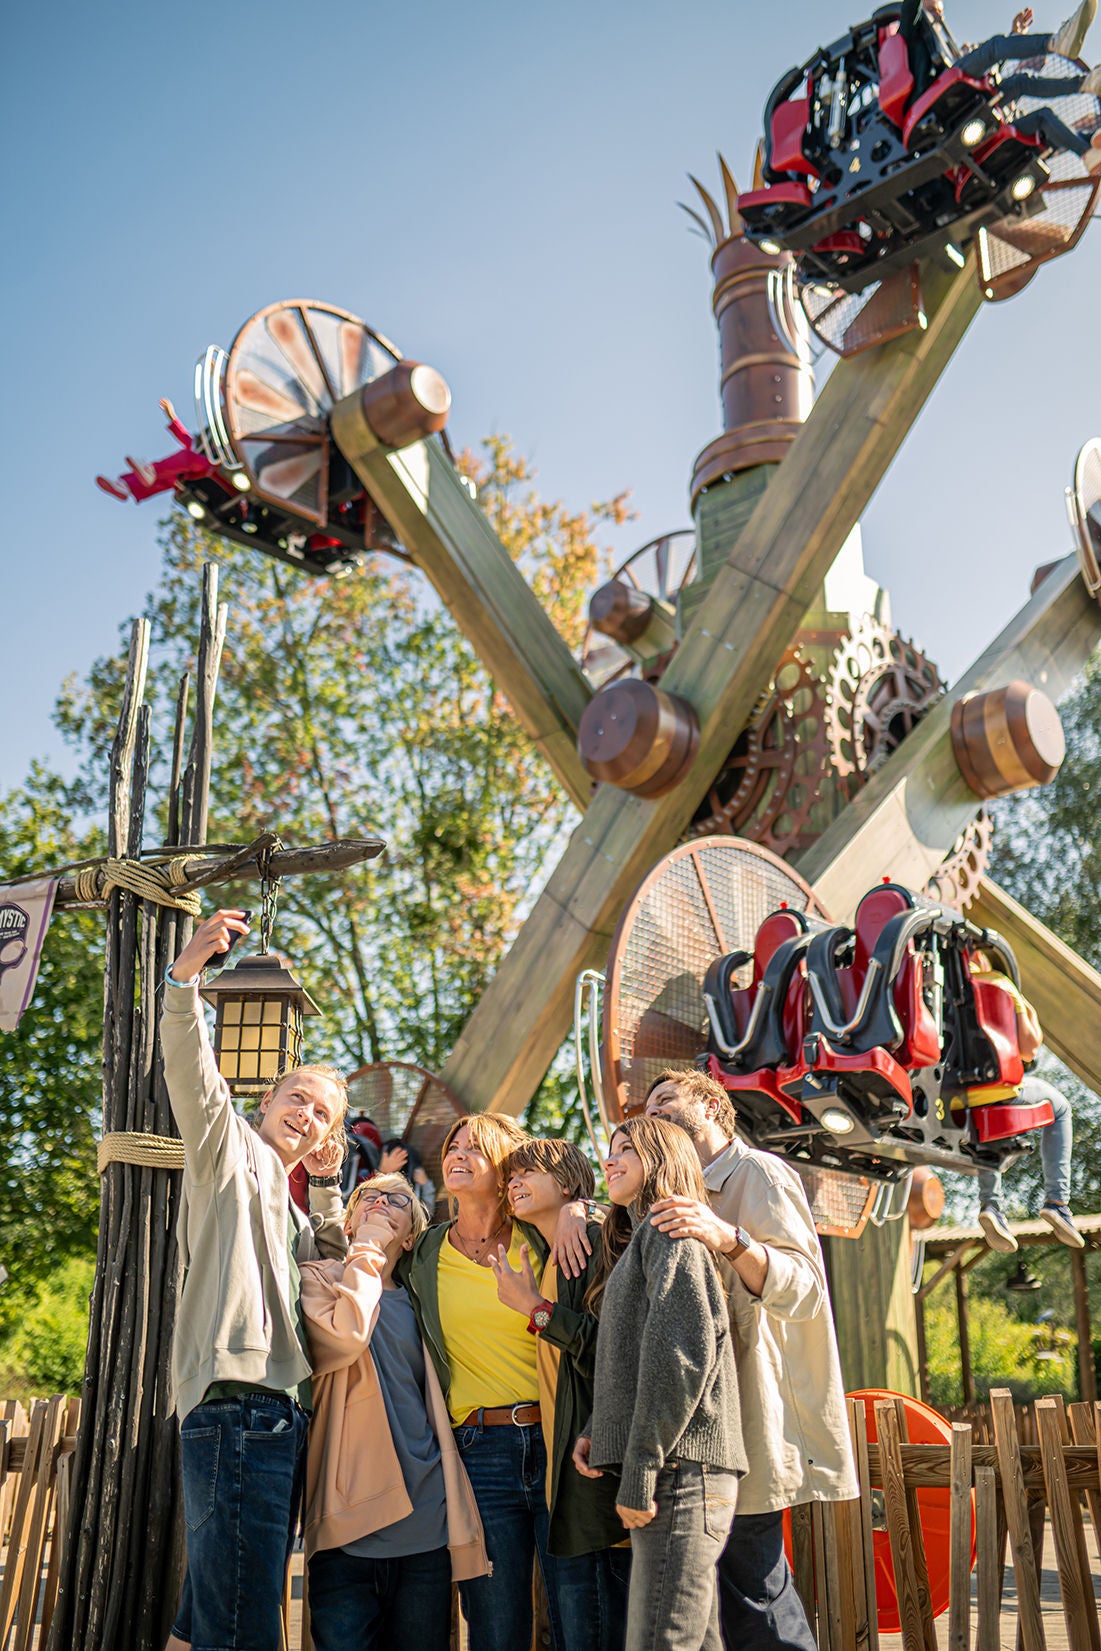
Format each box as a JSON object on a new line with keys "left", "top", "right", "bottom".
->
{"left": 96, "top": 7, "right": 1101, "bottom": 1250}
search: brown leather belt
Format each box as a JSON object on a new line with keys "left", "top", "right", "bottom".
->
{"left": 456, "top": 1403, "right": 541, "bottom": 1428}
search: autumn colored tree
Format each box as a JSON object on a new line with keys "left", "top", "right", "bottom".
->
{"left": 55, "top": 435, "right": 629, "bottom": 1075}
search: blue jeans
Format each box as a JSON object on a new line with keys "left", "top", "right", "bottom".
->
{"left": 977, "top": 1076, "right": 1072, "bottom": 1209}
{"left": 308, "top": 1543, "right": 452, "bottom": 1651}
{"left": 718, "top": 1510, "right": 817, "bottom": 1651}
{"left": 453, "top": 1419, "right": 564, "bottom": 1651}
{"left": 552, "top": 1545, "right": 632, "bottom": 1651}
{"left": 625, "top": 1462, "right": 738, "bottom": 1651}
{"left": 172, "top": 1390, "right": 309, "bottom": 1651}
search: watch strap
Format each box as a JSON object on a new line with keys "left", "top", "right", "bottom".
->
{"left": 307, "top": 1174, "right": 342, "bottom": 1187}
{"left": 526, "top": 1299, "right": 555, "bottom": 1335}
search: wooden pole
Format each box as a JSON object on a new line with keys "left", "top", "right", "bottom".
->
{"left": 955, "top": 1266, "right": 975, "bottom": 1407}
{"left": 440, "top": 261, "right": 980, "bottom": 1114}
{"left": 1070, "top": 1248, "right": 1096, "bottom": 1405}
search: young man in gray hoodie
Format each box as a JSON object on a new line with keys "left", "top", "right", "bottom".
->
{"left": 161, "top": 909, "right": 348, "bottom": 1651}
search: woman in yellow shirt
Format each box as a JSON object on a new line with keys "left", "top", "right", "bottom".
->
{"left": 401, "top": 1113, "right": 576, "bottom": 1651}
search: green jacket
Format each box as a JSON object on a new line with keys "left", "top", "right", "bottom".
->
{"left": 401, "top": 1219, "right": 623, "bottom": 1559}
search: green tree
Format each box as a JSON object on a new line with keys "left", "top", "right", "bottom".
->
{"left": 923, "top": 1285, "right": 1076, "bottom": 1407}
{"left": 0, "top": 1254, "right": 96, "bottom": 1403}
{"left": 53, "top": 435, "right": 628, "bottom": 1088}
{"left": 0, "top": 769, "right": 102, "bottom": 1329}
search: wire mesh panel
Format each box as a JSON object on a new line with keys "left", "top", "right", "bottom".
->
{"left": 793, "top": 1164, "right": 878, "bottom": 1238}
{"left": 800, "top": 266, "right": 924, "bottom": 357}
{"left": 345, "top": 1060, "right": 462, "bottom": 1214}
{"left": 602, "top": 838, "right": 825, "bottom": 1119}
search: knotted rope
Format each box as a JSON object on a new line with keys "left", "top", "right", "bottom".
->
{"left": 97, "top": 1131, "right": 185, "bottom": 1173}
{"left": 72, "top": 855, "right": 204, "bottom": 914}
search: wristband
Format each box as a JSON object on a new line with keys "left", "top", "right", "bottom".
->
{"left": 307, "top": 1174, "right": 341, "bottom": 1188}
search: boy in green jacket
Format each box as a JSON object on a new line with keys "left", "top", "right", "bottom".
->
{"left": 161, "top": 909, "right": 347, "bottom": 1651}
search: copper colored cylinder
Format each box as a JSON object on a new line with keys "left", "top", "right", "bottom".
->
{"left": 359, "top": 361, "right": 451, "bottom": 449}
{"left": 589, "top": 579, "right": 655, "bottom": 644}
{"left": 907, "top": 1167, "right": 945, "bottom": 1231}
{"left": 577, "top": 679, "right": 700, "bottom": 798}
{"left": 691, "top": 236, "right": 813, "bottom": 505}
{"left": 950, "top": 681, "right": 1065, "bottom": 800}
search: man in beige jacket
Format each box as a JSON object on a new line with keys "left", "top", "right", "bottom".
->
{"left": 647, "top": 1067, "right": 856, "bottom": 1651}
{"left": 162, "top": 909, "right": 348, "bottom": 1651}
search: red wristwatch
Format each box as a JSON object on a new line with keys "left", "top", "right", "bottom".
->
{"left": 527, "top": 1299, "right": 554, "bottom": 1335}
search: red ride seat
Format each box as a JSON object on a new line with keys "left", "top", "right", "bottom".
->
{"left": 738, "top": 182, "right": 814, "bottom": 216}
{"left": 704, "top": 908, "right": 813, "bottom": 1126}
{"left": 878, "top": 27, "right": 914, "bottom": 129}
{"left": 954, "top": 971, "right": 1052, "bottom": 1143}
{"left": 902, "top": 66, "right": 991, "bottom": 150}
{"left": 770, "top": 75, "right": 819, "bottom": 179}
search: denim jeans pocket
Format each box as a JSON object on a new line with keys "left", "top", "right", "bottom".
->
{"left": 702, "top": 1468, "right": 739, "bottom": 1543}
{"left": 180, "top": 1425, "right": 220, "bottom": 1533}
{"left": 453, "top": 1426, "right": 479, "bottom": 1451}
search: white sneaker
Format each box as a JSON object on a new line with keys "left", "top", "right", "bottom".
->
{"left": 1040, "top": 1203, "right": 1086, "bottom": 1248}
{"left": 1050, "top": 0, "right": 1097, "bottom": 59}
{"left": 979, "top": 1205, "right": 1019, "bottom": 1252}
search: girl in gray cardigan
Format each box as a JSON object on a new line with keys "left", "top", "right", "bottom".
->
{"left": 574, "top": 1116, "right": 747, "bottom": 1651}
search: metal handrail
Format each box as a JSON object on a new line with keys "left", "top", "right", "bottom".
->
{"left": 704, "top": 983, "right": 773, "bottom": 1060}
{"left": 193, "top": 346, "right": 240, "bottom": 471}
{"left": 574, "top": 970, "right": 610, "bottom": 1160}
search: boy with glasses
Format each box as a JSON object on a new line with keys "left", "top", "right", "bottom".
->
{"left": 301, "top": 1174, "right": 490, "bottom": 1650}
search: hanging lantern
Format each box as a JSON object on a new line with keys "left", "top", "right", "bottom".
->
{"left": 200, "top": 952, "right": 322, "bottom": 1095}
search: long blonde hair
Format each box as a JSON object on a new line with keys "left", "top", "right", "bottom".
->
{"left": 585, "top": 1115, "right": 709, "bottom": 1315}
{"left": 441, "top": 1112, "right": 530, "bottom": 1218}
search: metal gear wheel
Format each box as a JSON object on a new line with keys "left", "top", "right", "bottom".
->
{"left": 923, "top": 809, "right": 994, "bottom": 909}
{"left": 690, "top": 648, "right": 830, "bottom": 855}
{"left": 825, "top": 619, "right": 945, "bottom": 789}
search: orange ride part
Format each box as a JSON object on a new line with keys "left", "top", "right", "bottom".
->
{"left": 782, "top": 1389, "right": 975, "bottom": 1635}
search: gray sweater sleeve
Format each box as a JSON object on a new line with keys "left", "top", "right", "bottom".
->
{"left": 160, "top": 978, "right": 242, "bottom": 1182}
{"left": 619, "top": 1225, "right": 720, "bottom": 1512}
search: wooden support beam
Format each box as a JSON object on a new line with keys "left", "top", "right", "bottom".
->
{"left": 968, "top": 878, "right": 1101, "bottom": 1095}
{"left": 799, "top": 553, "right": 1101, "bottom": 919}
{"left": 49, "top": 835, "right": 387, "bottom": 910}
{"left": 441, "top": 261, "right": 981, "bottom": 1113}
{"left": 330, "top": 400, "right": 595, "bottom": 809}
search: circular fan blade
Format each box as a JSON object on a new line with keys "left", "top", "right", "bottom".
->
{"left": 601, "top": 836, "right": 826, "bottom": 1120}
{"left": 223, "top": 301, "right": 404, "bottom": 532}
{"left": 253, "top": 447, "right": 324, "bottom": 501}
{"left": 345, "top": 1061, "right": 463, "bottom": 1217}
{"left": 233, "top": 370, "right": 316, "bottom": 431}
{"left": 267, "top": 309, "right": 331, "bottom": 407}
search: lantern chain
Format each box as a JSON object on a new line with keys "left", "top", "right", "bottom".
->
{"left": 257, "top": 836, "right": 284, "bottom": 954}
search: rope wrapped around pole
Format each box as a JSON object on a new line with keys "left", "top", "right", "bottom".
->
{"left": 72, "top": 855, "right": 204, "bottom": 914}
{"left": 97, "top": 1132, "right": 185, "bottom": 1174}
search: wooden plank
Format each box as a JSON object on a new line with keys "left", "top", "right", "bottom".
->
{"left": 1067, "top": 1402, "right": 1101, "bottom": 1564}
{"left": 948, "top": 1423, "right": 973, "bottom": 1651}
{"left": 791, "top": 1500, "right": 817, "bottom": 1635}
{"left": 0, "top": 1401, "right": 45, "bottom": 1646}
{"left": 1034, "top": 1397, "right": 1101, "bottom": 1651}
{"left": 969, "top": 880, "right": 1101, "bottom": 1095}
{"left": 956, "top": 1270, "right": 975, "bottom": 1408}
{"left": 800, "top": 554, "right": 1101, "bottom": 922}
{"left": 832, "top": 1496, "right": 863, "bottom": 1651}
{"left": 864, "top": 1440, "right": 1101, "bottom": 1491}
{"left": 974, "top": 1464, "right": 1000, "bottom": 1651}
{"left": 14, "top": 1393, "right": 65, "bottom": 1651}
{"left": 848, "top": 1396, "right": 880, "bottom": 1651}
{"left": 812, "top": 1501, "right": 833, "bottom": 1651}
{"left": 329, "top": 402, "right": 595, "bottom": 810}
{"left": 990, "top": 1388, "right": 1046, "bottom": 1651}
{"left": 875, "top": 1400, "right": 936, "bottom": 1651}
{"left": 437, "top": 262, "right": 982, "bottom": 1112}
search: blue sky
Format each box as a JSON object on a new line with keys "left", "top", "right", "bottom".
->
{"left": 3, "top": 0, "right": 1098, "bottom": 794}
